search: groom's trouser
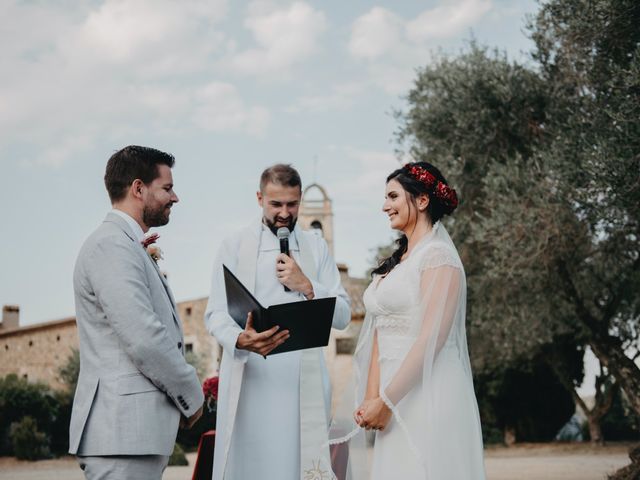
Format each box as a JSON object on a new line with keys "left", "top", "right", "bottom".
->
{"left": 77, "top": 454, "right": 170, "bottom": 480}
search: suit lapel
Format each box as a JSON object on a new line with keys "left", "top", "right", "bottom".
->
{"left": 147, "top": 254, "right": 183, "bottom": 336}
{"left": 104, "top": 213, "right": 183, "bottom": 336}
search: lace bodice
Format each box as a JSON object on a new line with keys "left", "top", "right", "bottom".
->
{"left": 364, "top": 234, "right": 464, "bottom": 361}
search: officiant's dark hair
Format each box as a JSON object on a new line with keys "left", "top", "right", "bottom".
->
{"left": 372, "top": 161, "right": 453, "bottom": 277}
{"left": 259, "top": 164, "right": 302, "bottom": 193}
{"left": 105, "top": 145, "right": 175, "bottom": 202}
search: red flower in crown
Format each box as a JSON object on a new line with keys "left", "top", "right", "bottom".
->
{"left": 407, "top": 165, "right": 437, "bottom": 190}
{"left": 435, "top": 182, "right": 459, "bottom": 211}
{"left": 405, "top": 163, "right": 459, "bottom": 213}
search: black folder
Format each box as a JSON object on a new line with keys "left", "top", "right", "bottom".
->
{"left": 223, "top": 264, "right": 336, "bottom": 355}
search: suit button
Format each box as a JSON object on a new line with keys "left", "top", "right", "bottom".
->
{"left": 178, "top": 342, "right": 182, "bottom": 349}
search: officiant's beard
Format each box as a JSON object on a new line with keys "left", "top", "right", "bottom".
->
{"left": 143, "top": 203, "right": 172, "bottom": 227}
{"left": 264, "top": 216, "right": 297, "bottom": 235}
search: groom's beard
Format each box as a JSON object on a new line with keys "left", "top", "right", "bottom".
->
{"left": 143, "top": 202, "right": 174, "bottom": 227}
{"left": 264, "top": 215, "right": 297, "bottom": 235}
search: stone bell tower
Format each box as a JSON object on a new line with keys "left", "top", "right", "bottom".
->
{"left": 298, "top": 183, "right": 334, "bottom": 256}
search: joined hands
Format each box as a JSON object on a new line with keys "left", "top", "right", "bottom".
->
{"left": 354, "top": 397, "right": 392, "bottom": 431}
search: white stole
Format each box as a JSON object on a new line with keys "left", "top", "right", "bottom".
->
{"left": 234, "top": 222, "right": 333, "bottom": 480}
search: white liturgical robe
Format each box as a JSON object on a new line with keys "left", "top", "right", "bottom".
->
{"left": 205, "top": 220, "right": 351, "bottom": 480}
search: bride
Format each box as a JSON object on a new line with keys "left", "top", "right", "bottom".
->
{"left": 350, "top": 162, "right": 485, "bottom": 479}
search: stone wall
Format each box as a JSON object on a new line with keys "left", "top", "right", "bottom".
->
{"left": 0, "top": 272, "right": 366, "bottom": 399}
{"left": 0, "top": 319, "right": 78, "bottom": 391}
{"left": 177, "top": 297, "right": 221, "bottom": 378}
{"left": 0, "top": 299, "right": 222, "bottom": 390}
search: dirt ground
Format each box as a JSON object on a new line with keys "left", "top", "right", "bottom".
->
{"left": 0, "top": 443, "right": 633, "bottom": 480}
{"left": 484, "top": 442, "right": 633, "bottom": 480}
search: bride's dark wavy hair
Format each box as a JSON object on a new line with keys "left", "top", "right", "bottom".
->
{"left": 372, "top": 162, "right": 455, "bottom": 277}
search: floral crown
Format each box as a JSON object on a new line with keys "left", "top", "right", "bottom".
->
{"left": 404, "top": 163, "right": 459, "bottom": 213}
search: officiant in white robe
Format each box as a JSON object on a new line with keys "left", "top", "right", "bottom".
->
{"left": 205, "top": 164, "right": 351, "bottom": 480}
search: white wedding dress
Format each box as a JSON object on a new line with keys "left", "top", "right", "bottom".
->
{"left": 330, "top": 223, "right": 485, "bottom": 480}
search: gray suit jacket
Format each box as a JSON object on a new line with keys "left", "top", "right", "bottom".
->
{"left": 69, "top": 212, "right": 204, "bottom": 456}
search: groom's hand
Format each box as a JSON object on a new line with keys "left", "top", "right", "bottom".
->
{"left": 275, "top": 254, "right": 314, "bottom": 299}
{"left": 180, "top": 405, "right": 204, "bottom": 430}
{"left": 236, "top": 312, "right": 290, "bottom": 356}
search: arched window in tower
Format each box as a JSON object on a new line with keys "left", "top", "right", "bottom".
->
{"left": 300, "top": 183, "right": 334, "bottom": 256}
{"left": 310, "top": 220, "right": 323, "bottom": 234}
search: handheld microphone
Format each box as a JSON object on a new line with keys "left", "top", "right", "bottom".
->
{"left": 276, "top": 227, "right": 291, "bottom": 292}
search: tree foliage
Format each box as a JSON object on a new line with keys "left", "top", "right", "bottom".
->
{"left": 395, "top": 0, "right": 640, "bottom": 423}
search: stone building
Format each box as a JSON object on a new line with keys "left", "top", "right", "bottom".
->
{"left": 298, "top": 183, "right": 335, "bottom": 256}
{"left": 0, "top": 301, "right": 220, "bottom": 391}
{"left": 0, "top": 306, "right": 78, "bottom": 390}
{"left": 0, "top": 184, "right": 368, "bottom": 400}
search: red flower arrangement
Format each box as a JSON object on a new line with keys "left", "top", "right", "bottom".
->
{"left": 435, "top": 181, "right": 459, "bottom": 211}
{"left": 405, "top": 164, "right": 459, "bottom": 213}
{"left": 407, "top": 165, "right": 437, "bottom": 190}
{"left": 202, "top": 376, "right": 219, "bottom": 413}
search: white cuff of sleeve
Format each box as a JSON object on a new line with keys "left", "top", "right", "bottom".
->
{"left": 309, "top": 279, "right": 329, "bottom": 299}
{"left": 231, "top": 331, "right": 250, "bottom": 363}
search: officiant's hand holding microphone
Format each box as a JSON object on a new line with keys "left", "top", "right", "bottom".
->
{"left": 275, "top": 227, "right": 315, "bottom": 299}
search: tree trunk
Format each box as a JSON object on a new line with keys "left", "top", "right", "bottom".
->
{"left": 545, "top": 352, "right": 615, "bottom": 445}
{"left": 504, "top": 425, "right": 517, "bottom": 446}
{"left": 589, "top": 334, "right": 640, "bottom": 417}
{"left": 556, "top": 261, "right": 640, "bottom": 416}
{"left": 587, "top": 415, "right": 603, "bottom": 445}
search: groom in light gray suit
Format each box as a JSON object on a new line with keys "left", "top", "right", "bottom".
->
{"left": 69, "top": 145, "right": 204, "bottom": 479}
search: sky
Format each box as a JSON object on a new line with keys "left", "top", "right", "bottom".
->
{"left": 1, "top": 0, "right": 604, "bottom": 398}
{"left": 2, "top": 0, "right": 540, "bottom": 327}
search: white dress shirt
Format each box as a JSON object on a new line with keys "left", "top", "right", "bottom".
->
{"left": 111, "top": 209, "right": 144, "bottom": 243}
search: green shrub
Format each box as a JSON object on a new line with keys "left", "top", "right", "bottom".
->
{"left": 58, "top": 348, "right": 80, "bottom": 395}
{"left": 0, "top": 374, "right": 58, "bottom": 456}
{"left": 49, "top": 390, "right": 73, "bottom": 455}
{"left": 168, "top": 443, "right": 188, "bottom": 466}
{"left": 10, "top": 416, "right": 51, "bottom": 460}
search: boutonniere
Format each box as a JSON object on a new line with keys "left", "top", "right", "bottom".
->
{"left": 142, "top": 233, "right": 163, "bottom": 264}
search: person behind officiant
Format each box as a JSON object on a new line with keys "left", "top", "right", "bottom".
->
{"left": 204, "top": 164, "right": 351, "bottom": 480}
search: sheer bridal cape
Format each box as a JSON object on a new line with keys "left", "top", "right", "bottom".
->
{"left": 328, "top": 223, "right": 486, "bottom": 480}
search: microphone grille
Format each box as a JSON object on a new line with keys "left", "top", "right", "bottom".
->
{"left": 276, "top": 227, "right": 290, "bottom": 240}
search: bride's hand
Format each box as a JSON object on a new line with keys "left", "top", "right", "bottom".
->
{"left": 353, "top": 398, "right": 376, "bottom": 427}
{"left": 356, "top": 397, "right": 392, "bottom": 431}
{"left": 353, "top": 401, "right": 368, "bottom": 427}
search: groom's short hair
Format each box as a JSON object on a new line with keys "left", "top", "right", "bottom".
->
{"left": 259, "top": 164, "right": 302, "bottom": 193}
{"left": 105, "top": 145, "right": 175, "bottom": 202}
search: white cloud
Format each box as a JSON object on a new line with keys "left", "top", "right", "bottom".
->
{"left": 229, "top": 1, "right": 326, "bottom": 75}
{"left": 350, "top": 0, "right": 492, "bottom": 58}
{"left": 0, "top": 0, "right": 281, "bottom": 167}
{"left": 329, "top": 146, "right": 402, "bottom": 207}
{"left": 68, "top": 0, "right": 228, "bottom": 76}
{"left": 192, "top": 82, "right": 270, "bottom": 136}
{"left": 28, "top": 134, "right": 95, "bottom": 169}
{"left": 348, "top": 7, "right": 403, "bottom": 60}
{"left": 348, "top": 1, "right": 493, "bottom": 94}
{"left": 406, "top": 0, "right": 492, "bottom": 42}
{"left": 285, "top": 82, "right": 364, "bottom": 114}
